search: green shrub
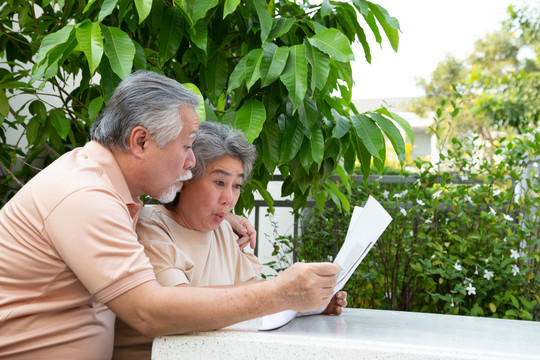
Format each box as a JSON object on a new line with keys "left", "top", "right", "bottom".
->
{"left": 271, "top": 128, "right": 540, "bottom": 320}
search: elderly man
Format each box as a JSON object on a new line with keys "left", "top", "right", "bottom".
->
{"left": 0, "top": 71, "right": 340, "bottom": 359}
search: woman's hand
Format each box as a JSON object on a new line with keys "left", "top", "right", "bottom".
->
{"left": 321, "top": 291, "right": 348, "bottom": 315}
{"left": 226, "top": 213, "right": 257, "bottom": 250}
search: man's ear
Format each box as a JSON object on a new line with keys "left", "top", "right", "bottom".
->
{"left": 129, "top": 126, "right": 150, "bottom": 159}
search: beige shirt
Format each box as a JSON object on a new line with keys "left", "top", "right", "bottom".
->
{"left": 0, "top": 141, "right": 156, "bottom": 360}
{"left": 113, "top": 206, "right": 262, "bottom": 360}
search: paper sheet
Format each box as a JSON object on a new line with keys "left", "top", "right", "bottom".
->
{"left": 258, "top": 196, "right": 392, "bottom": 331}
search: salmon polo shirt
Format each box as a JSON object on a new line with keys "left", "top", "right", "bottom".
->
{"left": 0, "top": 141, "right": 156, "bottom": 359}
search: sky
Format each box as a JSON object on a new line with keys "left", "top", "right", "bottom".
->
{"left": 351, "top": 0, "right": 532, "bottom": 99}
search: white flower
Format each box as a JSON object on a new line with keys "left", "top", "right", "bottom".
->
{"left": 493, "top": 189, "right": 502, "bottom": 196}
{"left": 393, "top": 192, "right": 403, "bottom": 199}
{"left": 503, "top": 213, "right": 514, "bottom": 222}
{"left": 450, "top": 298, "right": 455, "bottom": 307}
{"left": 461, "top": 175, "right": 469, "bottom": 181}
{"left": 409, "top": 231, "right": 413, "bottom": 237}
{"left": 454, "top": 262, "right": 462, "bottom": 271}
{"left": 417, "top": 199, "right": 425, "bottom": 206}
{"left": 483, "top": 270, "right": 494, "bottom": 280}
{"left": 431, "top": 254, "right": 435, "bottom": 259}
{"left": 382, "top": 190, "right": 390, "bottom": 199}
{"left": 327, "top": 255, "right": 333, "bottom": 262}
{"left": 426, "top": 219, "right": 432, "bottom": 224}
{"left": 489, "top": 207, "right": 497, "bottom": 216}
{"left": 465, "top": 283, "right": 476, "bottom": 295}
{"left": 464, "top": 194, "right": 474, "bottom": 204}
{"left": 511, "top": 264, "right": 520, "bottom": 276}
{"left": 433, "top": 190, "right": 443, "bottom": 199}
{"left": 399, "top": 207, "right": 407, "bottom": 216}
{"left": 474, "top": 266, "right": 478, "bottom": 275}
{"left": 510, "top": 249, "right": 520, "bottom": 259}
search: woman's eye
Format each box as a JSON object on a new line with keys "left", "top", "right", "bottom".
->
{"left": 233, "top": 184, "right": 243, "bottom": 190}
{"left": 216, "top": 181, "right": 224, "bottom": 186}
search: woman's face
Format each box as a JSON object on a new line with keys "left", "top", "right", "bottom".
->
{"left": 175, "top": 155, "right": 244, "bottom": 232}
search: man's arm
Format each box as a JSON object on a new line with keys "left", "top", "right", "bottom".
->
{"left": 106, "top": 262, "right": 340, "bottom": 337}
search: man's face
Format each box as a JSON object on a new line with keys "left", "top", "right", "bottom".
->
{"left": 146, "top": 105, "right": 199, "bottom": 203}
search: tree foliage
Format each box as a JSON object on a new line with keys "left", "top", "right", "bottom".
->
{"left": 409, "top": 4, "right": 539, "bottom": 140}
{"left": 0, "top": 0, "right": 411, "bottom": 213}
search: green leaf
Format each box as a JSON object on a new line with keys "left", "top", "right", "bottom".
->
{"left": 310, "top": 124, "right": 324, "bottom": 167}
{"left": 368, "top": 3, "right": 400, "bottom": 52}
{"left": 245, "top": 48, "right": 263, "bottom": 91}
{"left": 298, "top": 139, "right": 313, "bottom": 172}
{"left": 183, "top": 83, "right": 206, "bottom": 122}
{"left": 331, "top": 109, "right": 351, "bottom": 138}
{"left": 325, "top": 181, "right": 350, "bottom": 212}
{"left": 192, "top": 0, "right": 219, "bottom": 23}
{"left": 159, "top": 7, "right": 184, "bottom": 64}
{"left": 377, "top": 108, "right": 415, "bottom": 144}
{"left": 260, "top": 43, "right": 289, "bottom": 87}
{"left": 279, "top": 119, "right": 304, "bottom": 162}
{"left": 252, "top": 0, "right": 272, "bottom": 42}
{"left": 102, "top": 25, "right": 135, "bottom": 79}
{"left": 76, "top": 21, "right": 103, "bottom": 75}
{"left": 205, "top": 51, "right": 228, "bottom": 103}
{"left": 228, "top": 56, "right": 247, "bottom": 93}
{"left": 190, "top": 20, "right": 208, "bottom": 53}
{"left": 307, "top": 28, "right": 354, "bottom": 63}
{"left": 260, "top": 120, "right": 280, "bottom": 172}
{"left": 98, "top": 0, "right": 119, "bottom": 22}
{"left": 83, "top": 0, "right": 99, "bottom": 13}
{"left": 134, "top": 0, "right": 152, "bottom": 23}
{"left": 133, "top": 42, "right": 147, "bottom": 70}
{"left": 49, "top": 109, "right": 70, "bottom": 140}
{"left": 354, "top": 136, "right": 371, "bottom": 180}
{"left": 250, "top": 179, "right": 274, "bottom": 212}
{"left": 235, "top": 99, "right": 266, "bottom": 143}
{"left": 0, "top": 89, "right": 9, "bottom": 117}
{"left": 25, "top": 117, "right": 41, "bottom": 145}
{"left": 321, "top": 0, "right": 336, "bottom": 17}
{"left": 351, "top": 114, "right": 383, "bottom": 160}
{"left": 34, "top": 25, "right": 75, "bottom": 66}
{"left": 369, "top": 112, "right": 406, "bottom": 163}
{"left": 279, "top": 45, "right": 307, "bottom": 113}
{"left": 361, "top": 9, "right": 381, "bottom": 45}
{"left": 268, "top": 17, "right": 295, "bottom": 40}
{"left": 88, "top": 96, "right": 104, "bottom": 121}
{"left": 223, "top": 0, "right": 241, "bottom": 19}
{"left": 305, "top": 40, "right": 330, "bottom": 92}
{"left": 99, "top": 55, "right": 122, "bottom": 101}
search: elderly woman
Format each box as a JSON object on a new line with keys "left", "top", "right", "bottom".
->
{"left": 113, "top": 121, "right": 347, "bottom": 359}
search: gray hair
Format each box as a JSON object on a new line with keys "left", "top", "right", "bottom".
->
{"left": 191, "top": 121, "right": 257, "bottom": 181}
{"left": 90, "top": 70, "right": 199, "bottom": 150}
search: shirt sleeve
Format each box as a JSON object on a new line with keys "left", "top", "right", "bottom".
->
{"left": 44, "top": 188, "right": 155, "bottom": 304}
{"left": 136, "top": 214, "right": 195, "bottom": 287}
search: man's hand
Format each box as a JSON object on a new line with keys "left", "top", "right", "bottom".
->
{"left": 226, "top": 213, "right": 256, "bottom": 250}
{"left": 272, "top": 262, "right": 341, "bottom": 312}
{"left": 322, "top": 290, "right": 348, "bottom": 315}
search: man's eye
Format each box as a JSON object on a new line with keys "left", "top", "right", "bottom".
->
{"left": 234, "top": 184, "right": 243, "bottom": 190}
{"left": 216, "top": 181, "right": 224, "bottom": 186}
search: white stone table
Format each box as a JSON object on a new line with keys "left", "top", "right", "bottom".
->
{"left": 152, "top": 308, "right": 540, "bottom": 359}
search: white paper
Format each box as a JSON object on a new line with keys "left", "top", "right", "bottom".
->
{"left": 258, "top": 196, "right": 392, "bottom": 331}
